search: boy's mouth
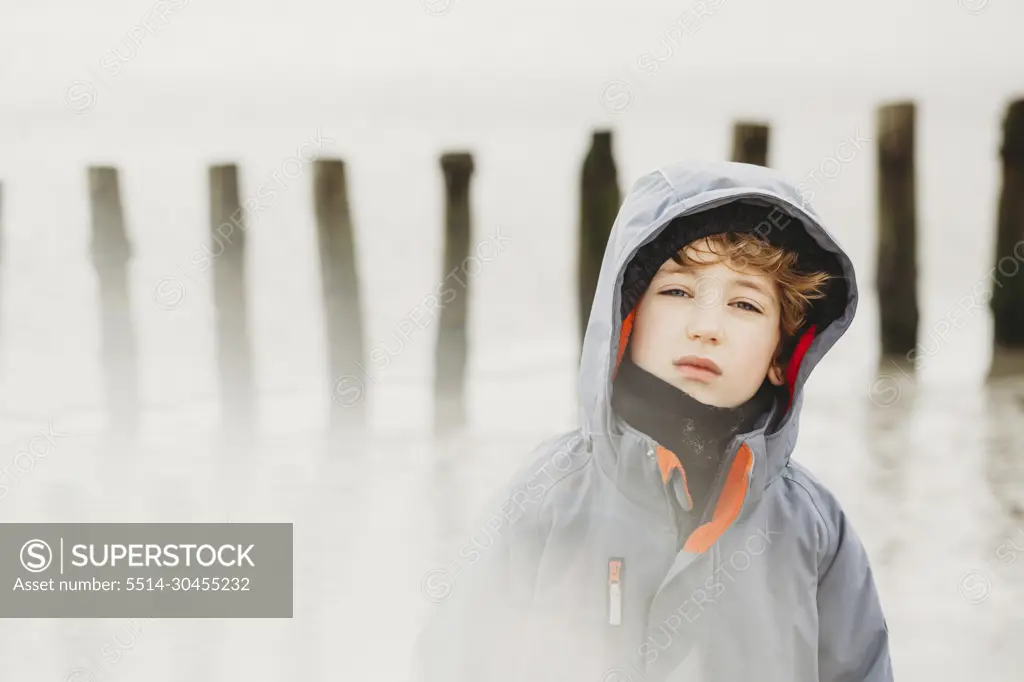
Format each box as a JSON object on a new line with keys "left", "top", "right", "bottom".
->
{"left": 674, "top": 355, "right": 722, "bottom": 382}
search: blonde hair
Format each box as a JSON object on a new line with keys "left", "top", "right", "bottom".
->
{"left": 670, "top": 233, "right": 831, "bottom": 361}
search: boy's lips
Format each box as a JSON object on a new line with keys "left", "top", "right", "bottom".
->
{"left": 674, "top": 355, "right": 722, "bottom": 382}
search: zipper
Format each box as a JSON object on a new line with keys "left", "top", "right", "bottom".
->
{"left": 616, "top": 421, "right": 756, "bottom": 546}
{"left": 616, "top": 420, "right": 687, "bottom": 547}
{"left": 617, "top": 420, "right": 659, "bottom": 467}
{"left": 607, "top": 557, "right": 624, "bottom": 626}
{"left": 617, "top": 421, "right": 671, "bottom": 494}
{"left": 691, "top": 435, "right": 755, "bottom": 529}
{"left": 619, "top": 418, "right": 706, "bottom": 514}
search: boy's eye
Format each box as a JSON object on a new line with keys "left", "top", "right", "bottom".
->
{"left": 732, "top": 300, "right": 763, "bottom": 314}
{"left": 659, "top": 288, "right": 765, "bottom": 314}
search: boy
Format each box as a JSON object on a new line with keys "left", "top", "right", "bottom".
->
{"left": 412, "top": 160, "right": 893, "bottom": 682}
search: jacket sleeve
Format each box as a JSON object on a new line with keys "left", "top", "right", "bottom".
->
{"left": 816, "top": 508, "right": 894, "bottom": 682}
{"left": 408, "top": 436, "right": 570, "bottom": 682}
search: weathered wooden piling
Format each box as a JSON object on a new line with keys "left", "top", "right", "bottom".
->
{"left": 209, "top": 164, "right": 255, "bottom": 431}
{"left": 732, "top": 122, "right": 770, "bottom": 167}
{"left": 88, "top": 167, "right": 139, "bottom": 434}
{"left": 579, "top": 130, "right": 620, "bottom": 343}
{"left": 876, "top": 102, "right": 919, "bottom": 358}
{"left": 992, "top": 99, "right": 1024, "bottom": 351}
{"left": 435, "top": 152, "right": 474, "bottom": 437}
{"left": 313, "top": 159, "right": 368, "bottom": 434}
{"left": 0, "top": 183, "right": 4, "bottom": 340}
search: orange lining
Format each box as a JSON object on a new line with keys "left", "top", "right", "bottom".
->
{"left": 682, "top": 443, "right": 754, "bottom": 554}
{"left": 613, "top": 307, "right": 636, "bottom": 380}
{"left": 656, "top": 445, "right": 693, "bottom": 508}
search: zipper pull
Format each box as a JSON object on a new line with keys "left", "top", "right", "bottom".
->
{"left": 608, "top": 557, "right": 623, "bottom": 626}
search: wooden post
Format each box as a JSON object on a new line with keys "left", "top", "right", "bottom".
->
{"left": 732, "top": 122, "right": 770, "bottom": 167}
{"left": 579, "top": 130, "right": 620, "bottom": 344}
{"left": 992, "top": 99, "right": 1024, "bottom": 352}
{"left": 876, "top": 102, "right": 919, "bottom": 358}
{"left": 88, "top": 167, "right": 139, "bottom": 435}
{"left": 209, "top": 164, "right": 255, "bottom": 432}
{"left": 313, "top": 159, "right": 368, "bottom": 434}
{"left": 435, "top": 152, "right": 474, "bottom": 437}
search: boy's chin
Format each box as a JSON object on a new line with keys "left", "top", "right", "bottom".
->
{"left": 673, "top": 380, "right": 736, "bottom": 408}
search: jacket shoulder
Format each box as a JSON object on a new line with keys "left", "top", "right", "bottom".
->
{"left": 448, "top": 430, "right": 591, "bottom": 558}
{"left": 779, "top": 460, "right": 849, "bottom": 575}
{"left": 503, "top": 429, "right": 593, "bottom": 510}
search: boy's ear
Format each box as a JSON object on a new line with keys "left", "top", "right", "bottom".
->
{"left": 767, "top": 363, "right": 786, "bottom": 386}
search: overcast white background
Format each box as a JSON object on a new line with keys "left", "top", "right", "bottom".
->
{"left": 4, "top": 0, "right": 1024, "bottom": 122}
{"left": 1, "top": 2, "right": 1023, "bottom": 681}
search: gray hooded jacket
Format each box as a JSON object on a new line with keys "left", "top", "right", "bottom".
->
{"left": 411, "top": 160, "right": 893, "bottom": 682}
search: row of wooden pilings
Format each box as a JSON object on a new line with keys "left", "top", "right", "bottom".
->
{"left": 4, "top": 98, "right": 1024, "bottom": 438}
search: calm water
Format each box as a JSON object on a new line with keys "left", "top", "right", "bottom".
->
{"left": 0, "top": 375, "right": 1022, "bottom": 682}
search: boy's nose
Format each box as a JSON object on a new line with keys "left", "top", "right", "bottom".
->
{"left": 686, "top": 313, "right": 725, "bottom": 344}
{"left": 686, "top": 276, "right": 725, "bottom": 343}
{"left": 686, "top": 315, "right": 723, "bottom": 344}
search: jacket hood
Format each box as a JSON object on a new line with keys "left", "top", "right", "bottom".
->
{"left": 578, "top": 159, "right": 858, "bottom": 507}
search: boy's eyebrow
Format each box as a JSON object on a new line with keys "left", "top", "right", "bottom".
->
{"left": 657, "top": 265, "right": 777, "bottom": 301}
{"left": 658, "top": 261, "right": 689, "bottom": 275}
{"left": 733, "top": 278, "right": 776, "bottom": 301}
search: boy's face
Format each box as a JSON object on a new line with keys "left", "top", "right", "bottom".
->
{"left": 629, "top": 238, "right": 786, "bottom": 408}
